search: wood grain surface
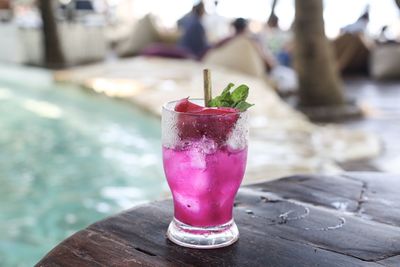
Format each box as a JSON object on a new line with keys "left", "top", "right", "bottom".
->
{"left": 36, "top": 173, "right": 400, "bottom": 267}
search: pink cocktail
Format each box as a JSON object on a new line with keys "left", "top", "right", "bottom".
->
{"left": 162, "top": 99, "right": 249, "bottom": 249}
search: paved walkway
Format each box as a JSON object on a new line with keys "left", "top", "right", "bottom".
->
{"left": 340, "top": 78, "right": 400, "bottom": 173}
{"left": 53, "top": 57, "right": 381, "bottom": 182}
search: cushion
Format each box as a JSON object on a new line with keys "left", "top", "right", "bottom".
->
{"left": 333, "top": 33, "right": 370, "bottom": 74}
{"left": 115, "top": 14, "right": 160, "bottom": 57}
{"left": 203, "top": 35, "right": 266, "bottom": 78}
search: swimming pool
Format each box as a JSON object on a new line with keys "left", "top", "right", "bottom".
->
{"left": 0, "top": 66, "right": 166, "bottom": 266}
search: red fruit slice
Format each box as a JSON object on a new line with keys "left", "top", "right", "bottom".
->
{"left": 175, "top": 98, "right": 237, "bottom": 114}
{"left": 174, "top": 98, "right": 240, "bottom": 144}
{"left": 196, "top": 107, "right": 238, "bottom": 115}
{"left": 174, "top": 98, "right": 204, "bottom": 113}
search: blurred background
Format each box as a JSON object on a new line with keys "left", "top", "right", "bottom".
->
{"left": 0, "top": 0, "right": 399, "bottom": 266}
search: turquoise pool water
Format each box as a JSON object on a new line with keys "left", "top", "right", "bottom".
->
{"left": 0, "top": 66, "right": 166, "bottom": 266}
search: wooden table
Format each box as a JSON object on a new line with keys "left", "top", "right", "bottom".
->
{"left": 36, "top": 173, "right": 400, "bottom": 267}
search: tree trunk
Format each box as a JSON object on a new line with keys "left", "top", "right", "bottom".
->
{"left": 268, "top": 0, "right": 278, "bottom": 17}
{"left": 294, "top": 0, "right": 345, "bottom": 107}
{"left": 38, "top": 0, "right": 65, "bottom": 68}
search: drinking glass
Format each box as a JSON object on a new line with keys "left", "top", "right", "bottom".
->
{"left": 162, "top": 99, "right": 249, "bottom": 249}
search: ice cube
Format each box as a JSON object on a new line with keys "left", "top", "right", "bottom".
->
{"left": 189, "top": 147, "right": 207, "bottom": 170}
{"left": 199, "top": 137, "right": 217, "bottom": 154}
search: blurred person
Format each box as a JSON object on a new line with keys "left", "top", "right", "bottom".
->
{"left": 377, "top": 25, "right": 392, "bottom": 43}
{"left": 267, "top": 13, "right": 278, "bottom": 28}
{"left": 178, "top": 1, "right": 209, "bottom": 59}
{"left": 205, "top": 17, "right": 297, "bottom": 93}
{"left": 258, "top": 13, "right": 293, "bottom": 67}
{"left": 378, "top": 25, "right": 389, "bottom": 42}
{"left": 377, "top": 25, "right": 399, "bottom": 44}
{"left": 214, "top": 17, "right": 248, "bottom": 48}
{"left": 177, "top": 4, "right": 193, "bottom": 30}
{"left": 213, "top": 17, "right": 276, "bottom": 70}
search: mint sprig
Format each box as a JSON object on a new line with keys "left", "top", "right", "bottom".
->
{"left": 208, "top": 83, "right": 254, "bottom": 112}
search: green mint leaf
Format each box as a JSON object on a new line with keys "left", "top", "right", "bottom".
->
{"left": 208, "top": 82, "right": 254, "bottom": 111}
{"left": 208, "top": 98, "right": 219, "bottom": 107}
{"left": 222, "top": 83, "right": 235, "bottom": 96}
{"left": 219, "top": 83, "right": 234, "bottom": 105}
{"left": 234, "top": 101, "right": 254, "bottom": 112}
{"left": 231, "top": 84, "right": 249, "bottom": 103}
{"left": 209, "top": 96, "right": 224, "bottom": 107}
{"left": 209, "top": 84, "right": 234, "bottom": 107}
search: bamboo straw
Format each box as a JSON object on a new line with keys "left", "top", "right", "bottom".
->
{"left": 203, "top": 69, "right": 212, "bottom": 107}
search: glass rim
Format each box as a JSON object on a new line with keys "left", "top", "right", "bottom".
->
{"left": 162, "top": 98, "right": 247, "bottom": 116}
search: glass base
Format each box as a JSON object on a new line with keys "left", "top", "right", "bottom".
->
{"left": 167, "top": 218, "right": 239, "bottom": 249}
